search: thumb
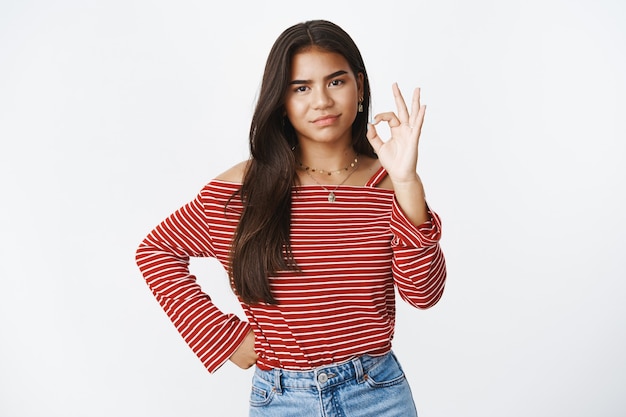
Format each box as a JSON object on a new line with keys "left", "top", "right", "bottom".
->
{"left": 366, "top": 122, "right": 384, "bottom": 154}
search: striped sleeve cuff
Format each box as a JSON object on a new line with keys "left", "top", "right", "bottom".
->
{"left": 201, "top": 318, "right": 252, "bottom": 373}
{"left": 390, "top": 198, "right": 442, "bottom": 248}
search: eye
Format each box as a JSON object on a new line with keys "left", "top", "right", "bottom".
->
{"left": 293, "top": 85, "right": 308, "bottom": 93}
{"left": 329, "top": 79, "right": 344, "bottom": 87}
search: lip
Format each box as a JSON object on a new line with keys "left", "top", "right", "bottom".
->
{"left": 312, "top": 114, "right": 340, "bottom": 126}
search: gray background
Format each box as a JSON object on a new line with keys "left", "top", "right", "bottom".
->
{"left": 1, "top": 0, "right": 625, "bottom": 416}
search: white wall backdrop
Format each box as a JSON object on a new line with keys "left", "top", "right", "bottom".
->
{"left": 1, "top": 0, "right": 624, "bottom": 416}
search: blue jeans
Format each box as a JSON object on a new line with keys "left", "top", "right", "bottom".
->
{"left": 248, "top": 351, "right": 418, "bottom": 417}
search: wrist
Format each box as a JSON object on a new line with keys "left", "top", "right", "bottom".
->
{"left": 391, "top": 174, "right": 424, "bottom": 195}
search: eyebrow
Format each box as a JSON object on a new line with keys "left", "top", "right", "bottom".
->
{"left": 288, "top": 70, "right": 349, "bottom": 85}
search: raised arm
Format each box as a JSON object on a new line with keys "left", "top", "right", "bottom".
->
{"left": 368, "top": 83, "right": 446, "bottom": 308}
{"left": 367, "top": 83, "right": 429, "bottom": 226}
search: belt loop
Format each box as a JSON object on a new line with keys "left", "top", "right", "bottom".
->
{"left": 273, "top": 369, "right": 283, "bottom": 394}
{"left": 352, "top": 356, "right": 365, "bottom": 383}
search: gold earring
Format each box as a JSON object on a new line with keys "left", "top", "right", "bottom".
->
{"left": 358, "top": 98, "right": 364, "bottom": 113}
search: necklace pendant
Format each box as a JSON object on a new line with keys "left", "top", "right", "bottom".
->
{"left": 327, "top": 192, "right": 336, "bottom": 203}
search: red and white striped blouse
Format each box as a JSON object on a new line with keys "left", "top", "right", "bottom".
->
{"left": 135, "top": 167, "right": 446, "bottom": 373}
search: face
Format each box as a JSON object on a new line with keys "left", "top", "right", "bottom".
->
{"left": 284, "top": 48, "right": 363, "bottom": 147}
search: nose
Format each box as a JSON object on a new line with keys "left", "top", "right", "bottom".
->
{"left": 311, "top": 87, "right": 333, "bottom": 109}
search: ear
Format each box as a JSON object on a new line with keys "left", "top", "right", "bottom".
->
{"left": 357, "top": 72, "right": 364, "bottom": 97}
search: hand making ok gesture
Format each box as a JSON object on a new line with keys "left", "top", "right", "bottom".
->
{"left": 366, "top": 83, "right": 427, "bottom": 185}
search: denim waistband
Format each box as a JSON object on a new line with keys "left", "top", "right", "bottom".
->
{"left": 253, "top": 351, "right": 393, "bottom": 392}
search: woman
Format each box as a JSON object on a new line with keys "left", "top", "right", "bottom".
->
{"left": 136, "top": 19, "right": 446, "bottom": 416}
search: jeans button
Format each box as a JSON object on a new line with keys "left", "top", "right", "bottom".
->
{"left": 317, "top": 372, "right": 328, "bottom": 384}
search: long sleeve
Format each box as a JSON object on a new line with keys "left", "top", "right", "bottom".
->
{"left": 390, "top": 199, "right": 447, "bottom": 309}
{"left": 135, "top": 191, "right": 251, "bottom": 373}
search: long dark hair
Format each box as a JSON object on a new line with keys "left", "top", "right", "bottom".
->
{"left": 229, "top": 20, "right": 375, "bottom": 304}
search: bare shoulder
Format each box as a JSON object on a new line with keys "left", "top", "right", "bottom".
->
{"left": 356, "top": 156, "right": 393, "bottom": 189}
{"left": 214, "top": 160, "right": 250, "bottom": 184}
{"left": 376, "top": 171, "right": 394, "bottom": 190}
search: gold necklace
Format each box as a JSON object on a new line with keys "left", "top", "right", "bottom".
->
{"left": 303, "top": 157, "right": 359, "bottom": 202}
{"left": 297, "top": 155, "right": 359, "bottom": 176}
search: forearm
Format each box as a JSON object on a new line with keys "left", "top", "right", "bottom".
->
{"left": 390, "top": 201, "right": 447, "bottom": 309}
{"left": 392, "top": 174, "right": 429, "bottom": 227}
{"left": 394, "top": 244, "right": 447, "bottom": 309}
